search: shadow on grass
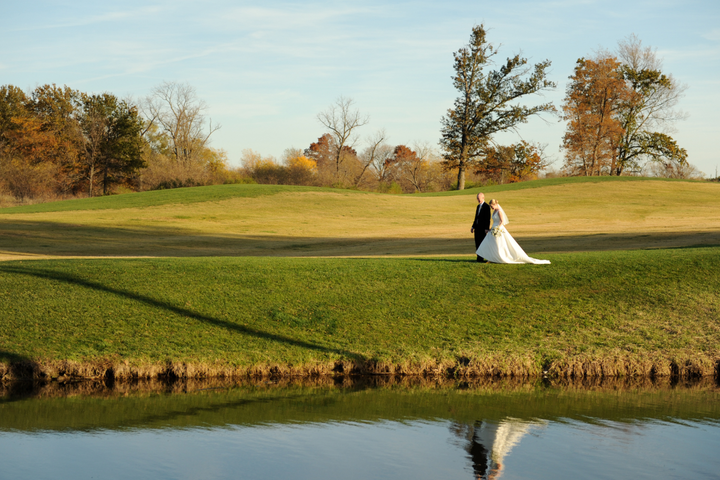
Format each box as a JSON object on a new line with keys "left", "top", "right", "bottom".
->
{"left": 0, "top": 266, "right": 364, "bottom": 361}
{"left": 2, "top": 219, "right": 720, "bottom": 258}
{"left": 0, "top": 350, "right": 33, "bottom": 365}
{"left": 0, "top": 350, "right": 45, "bottom": 401}
{"left": 411, "top": 258, "right": 478, "bottom": 264}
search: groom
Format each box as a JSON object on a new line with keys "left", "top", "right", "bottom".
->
{"left": 470, "top": 192, "right": 491, "bottom": 263}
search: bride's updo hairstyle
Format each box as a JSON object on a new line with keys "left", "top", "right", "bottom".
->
{"left": 488, "top": 199, "right": 498, "bottom": 207}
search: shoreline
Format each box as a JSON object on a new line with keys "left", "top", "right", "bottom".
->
{"left": 2, "top": 354, "right": 718, "bottom": 383}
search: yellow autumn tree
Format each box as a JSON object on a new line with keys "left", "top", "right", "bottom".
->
{"left": 284, "top": 148, "right": 317, "bottom": 185}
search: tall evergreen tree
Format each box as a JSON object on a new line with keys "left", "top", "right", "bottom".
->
{"left": 440, "top": 25, "right": 556, "bottom": 190}
{"left": 79, "top": 94, "right": 145, "bottom": 195}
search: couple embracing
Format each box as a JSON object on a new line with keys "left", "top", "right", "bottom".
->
{"left": 471, "top": 192, "right": 550, "bottom": 265}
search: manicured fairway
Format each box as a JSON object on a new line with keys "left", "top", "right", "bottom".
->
{"left": 1, "top": 247, "right": 718, "bottom": 378}
{"left": 1, "top": 178, "right": 719, "bottom": 260}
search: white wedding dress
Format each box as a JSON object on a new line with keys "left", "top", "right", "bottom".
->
{"left": 476, "top": 210, "right": 550, "bottom": 265}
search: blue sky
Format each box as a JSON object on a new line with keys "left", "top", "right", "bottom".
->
{"left": 3, "top": 0, "right": 719, "bottom": 175}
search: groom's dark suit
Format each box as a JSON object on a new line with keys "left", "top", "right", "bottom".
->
{"left": 472, "top": 202, "right": 492, "bottom": 262}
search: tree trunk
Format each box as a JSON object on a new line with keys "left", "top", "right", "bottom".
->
{"left": 354, "top": 162, "right": 370, "bottom": 187}
{"left": 88, "top": 165, "right": 94, "bottom": 197}
{"left": 457, "top": 166, "right": 466, "bottom": 190}
{"left": 103, "top": 163, "right": 109, "bottom": 195}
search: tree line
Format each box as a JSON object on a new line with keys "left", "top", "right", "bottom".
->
{"left": 241, "top": 97, "right": 458, "bottom": 194}
{"left": 0, "top": 81, "right": 241, "bottom": 203}
{"left": 0, "top": 26, "right": 704, "bottom": 205}
{"left": 0, "top": 84, "right": 145, "bottom": 200}
{"left": 438, "top": 26, "right": 699, "bottom": 189}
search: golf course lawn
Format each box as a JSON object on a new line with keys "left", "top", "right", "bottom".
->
{"left": 1, "top": 177, "right": 719, "bottom": 379}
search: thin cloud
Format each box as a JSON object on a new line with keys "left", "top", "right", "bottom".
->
{"left": 2, "top": 0, "right": 718, "bottom": 173}
{"left": 659, "top": 45, "right": 720, "bottom": 62}
{"left": 214, "top": 4, "right": 391, "bottom": 31}
{"left": 6, "top": 6, "right": 164, "bottom": 32}
{"left": 703, "top": 29, "right": 720, "bottom": 42}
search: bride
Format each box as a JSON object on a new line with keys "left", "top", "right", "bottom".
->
{"left": 476, "top": 199, "right": 550, "bottom": 265}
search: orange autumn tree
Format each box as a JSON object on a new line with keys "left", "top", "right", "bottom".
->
{"left": 479, "top": 141, "right": 547, "bottom": 183}
{"left": 0, "top": 115, "right": 60, "bottom": 200}
{"left": 1, "top": 84, "right": 149, "bottom": 199}
{"left": 0, "top": 84, "right": 77, "bottom": 199}
{"left": 562, "top": 56, "right": 632, "bottom": 176}
{"left": 381, "top": 145, "right": 418, "bottom": 192}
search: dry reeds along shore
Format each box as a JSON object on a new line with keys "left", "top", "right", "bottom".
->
{"left": 2, "top": 354, "right": 719, "bottom": 384}
{"left": 1, "top": 178, "right": 719, "bottom": 381}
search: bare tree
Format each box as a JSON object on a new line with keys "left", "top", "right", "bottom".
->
{"left": 614, "top": 35, "right": 688, "bottom": 174}
{"left": 406, "top": 142, "right": 438, "bottom": 192}
{"left": 317, "top": 96, "right": 369, "bottom": 179}
{"left": 142, "top": 81, "right": 220, "bottom": 165}
{"left": 371, "top": 144, "right": 396, "bottom": 183}
{"left": 387, "top": 144, "right": 436, "bottom": 193}
{"left": 356, "top": 129, "right": 388, "bottom": 187}
{"left": 644, "top": 158, "right": 703, "bottom": 179}
{"left": 79, "top": 107, "right": 106, "bottom": 197}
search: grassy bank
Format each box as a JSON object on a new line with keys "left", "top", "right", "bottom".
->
{"left": 1, "top": 247, "right": 719, "bottom": 380}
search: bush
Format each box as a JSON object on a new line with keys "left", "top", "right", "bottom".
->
{"left": 0, "top": 156, "right": 58, "bottom": 201}
{"left": 139, "top": 153, "right": 213, "bottom": 191}
{"left": 376, "top": 181, "right": 404, "bottom": 194}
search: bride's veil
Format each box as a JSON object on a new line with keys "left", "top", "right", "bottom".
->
{"left": 497, "top": 205, "right": 510, "bottom": 225}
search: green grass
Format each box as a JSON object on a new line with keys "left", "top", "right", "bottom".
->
{"left": 0, "top": 176, "right": 701, "bottom": 214}
{"left": 0, "top": 183, "right": 335, "bottom": 214}
{"left": 416, "top": 175, "right": 702, "bottom": 196}
{"left": 1, "top": 247, "right": 718, "bottom": 373}
{"left": 1, "top": 177, "right": 719, "bottom": 378}
{"left": 2, "top": 178, "right": 719, "bottom": 259}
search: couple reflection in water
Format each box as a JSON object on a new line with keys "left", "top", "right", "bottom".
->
{"left": 452, "top": 418, "right": 547, "bottom": 479}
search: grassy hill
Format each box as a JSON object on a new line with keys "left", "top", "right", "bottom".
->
{"left": 1, "top": 177, "right": 719, "bottom": 380}
{"left": 1, "top": 177, "right": 719, "bottom": 260}
{"left": 1, "top": 248, "right": 719, "bottom": 380}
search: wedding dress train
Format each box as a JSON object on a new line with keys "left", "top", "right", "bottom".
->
{"left": 476, "top": 210, "right": 550, "bottom": 265}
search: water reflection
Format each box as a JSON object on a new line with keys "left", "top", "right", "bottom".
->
{"left": 1, "top": 376, "right": 719, "bottom": 479}
{"left": 454, "top": 419, "right": 547, "bottom": 479}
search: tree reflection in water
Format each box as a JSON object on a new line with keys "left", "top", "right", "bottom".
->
{"left": 452, "top": 418, "right": 547, "bottom": 479}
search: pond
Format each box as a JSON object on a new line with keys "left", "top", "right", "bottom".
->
{"left": 1, "top": 377, "right": 719, "bottom": 479}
